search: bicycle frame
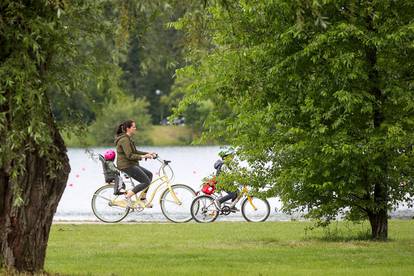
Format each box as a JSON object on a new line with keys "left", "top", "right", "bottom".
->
{"left": 233, "top": 185, "right": 257, "bottom": 211}
{"left": 241, "top": 186, "right": 259, "bottom": 211}
{"left": 208, "top": 185, "right": 258, "bottom": 211}
{"left": 120, "top": 157, "right": 181, "bottom": 208}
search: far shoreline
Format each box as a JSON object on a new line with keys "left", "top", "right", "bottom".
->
{"left": 64, "top": 125, "right": 219, "bottom": 148}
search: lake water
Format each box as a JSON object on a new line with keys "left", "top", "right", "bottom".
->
{"left": 55, "top": 146, "right": 413, "bottom": 222}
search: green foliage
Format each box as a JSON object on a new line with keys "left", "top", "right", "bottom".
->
{"left": 168, "top": 75, "right": 217, "bottom": 139}
{"left": 48, "top": 0, "right": 191, "bottom": 126}
{"left": 89, "top": 95, "right": 152, "bottom": 146}
{"left": 174, "top": 0, "right": 414, "bottom": 230}
{"left": 165, "top": 0, "right": 235, "bottom": 136}
{"left": 0, "top": 0, "right": 94, "bottom": 182}
{"left": 0, "top": 0, "right": 148, "bottom": 186}
{"left": 118, "top": 1, "right": 188, "bottom": 124}
{"left": 49, "top": 1, "right": 137, "bottom": 126}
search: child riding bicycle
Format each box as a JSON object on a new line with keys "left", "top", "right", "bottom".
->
{"left": 191, "top": 148, "right": 271, "bottom": 223}
{"left": 213, "top": 148, "right": 239, "bottom": 212}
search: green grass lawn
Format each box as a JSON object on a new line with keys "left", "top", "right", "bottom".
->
{"left": 44, "top": 220, "right": 414, "bottom": 276}
{"left": 146, "top": 125, "right": 194, "bottom": 146}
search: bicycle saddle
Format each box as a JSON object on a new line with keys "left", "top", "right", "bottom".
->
{"left": 164, "top": 160, "right": 171, "bottom": 165}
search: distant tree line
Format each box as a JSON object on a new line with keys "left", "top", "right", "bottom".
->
{"left": 51, "top": 0, "right": 215, "bottom": 146}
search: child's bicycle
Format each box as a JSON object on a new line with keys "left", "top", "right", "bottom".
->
{"left": 190, "top": 181, "right": 271, "bottom": 223}
{"left": 91, "top": 154, "right": 196, "bottom": 223}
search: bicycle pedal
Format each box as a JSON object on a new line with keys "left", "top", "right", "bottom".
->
{"left": 134, "top": 207, "right": 144, "bottom": 212}
{"left": 131, "top": 200, "right": 146, "bottom": 208}
{"left": 220, "top": 206, "right": 232, "bottom": 215}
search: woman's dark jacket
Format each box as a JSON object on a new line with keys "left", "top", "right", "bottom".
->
{"left": 115, "top": 133, "right": 148, "bottom": 170}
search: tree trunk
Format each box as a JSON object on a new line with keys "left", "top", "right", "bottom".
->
{"left": 364, "top": 3, "right": 388, "bottom": 241}
{"left": 367, "top": 180, "right": 389, "bottom": 240}
{"left": 368, "top": 209, "right": 388, "bottom": 240}
{"left": 0, "top": 118, "right": 70, "bottom": 272}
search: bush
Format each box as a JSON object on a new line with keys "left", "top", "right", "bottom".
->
{"left": 89, "top": 95, "right": 152, "bottom": 146}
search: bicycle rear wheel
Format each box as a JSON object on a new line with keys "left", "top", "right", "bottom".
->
{"left": 91, "top": 184, "right": 130, "bottom": 223}
{"left": 191, "top": 195, "right": 219, "bottom": 223}
{"left": 241, "top": 197, "right": 270, "bottom": 222}
{"left": 160, "top": 184, "right": 196, "bottom": 223}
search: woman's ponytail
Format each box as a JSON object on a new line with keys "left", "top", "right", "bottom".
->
{"left": 116, "top": 123, "right": 125, "bottom": 135}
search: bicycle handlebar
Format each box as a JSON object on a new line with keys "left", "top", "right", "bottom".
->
{"left": 154, "top": 155, "right": 171, "bottom": 165}
{"left": 154, "top": 155, "right": 175, "bottom": 183}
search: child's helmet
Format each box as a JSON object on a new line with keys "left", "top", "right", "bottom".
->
{"left": 218, "top": 147, "right": 235, "bottom": 158}
{"left": 104, "top": 149, "right": 116, "bottom": 161}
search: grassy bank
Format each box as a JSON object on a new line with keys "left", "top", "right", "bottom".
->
{"left": 146, "top": 125, "right": 194, "bottom": 146}
{"left": 43, "top": 220, "right": 414, "bottom": 275}
{"left": 63, "top": 125, "right": 197, "bottom": 147}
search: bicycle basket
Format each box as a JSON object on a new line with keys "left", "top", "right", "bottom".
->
{"left": 201, "top": 178, "right": 217, "bottom": 195}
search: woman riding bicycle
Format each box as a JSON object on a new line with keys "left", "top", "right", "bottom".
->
{"left": 115, "top": 119, "right": 157, "bottom": 207}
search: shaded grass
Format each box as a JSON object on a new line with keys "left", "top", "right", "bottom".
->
{"left": 44, "top": 220, "right": 414, "bottom": 275}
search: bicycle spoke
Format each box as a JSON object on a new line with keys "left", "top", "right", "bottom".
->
{"left": 95, "top": 194, "right": 112, "bottom": 202}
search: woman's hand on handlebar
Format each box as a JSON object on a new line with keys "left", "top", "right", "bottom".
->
{"left": 143, "top": 152, "right": 157, "bottom": 159}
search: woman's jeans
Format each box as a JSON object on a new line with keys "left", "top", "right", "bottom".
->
{"left": 123, "top": 165, "right": 153, "bottom": 196}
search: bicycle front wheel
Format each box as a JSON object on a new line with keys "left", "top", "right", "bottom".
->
{"left": 191, "top": 195, "right": 219, "bottom": 223}
{"left": 91, "top": 184, "right": 130, "bottom": 223}
{"left": 241, "top": 197, "right": 270, "bottom": 222}
{"left": 160, "top": 184, "right": 196, "bottom": 223}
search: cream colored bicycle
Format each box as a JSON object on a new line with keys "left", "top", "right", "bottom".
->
{"left": 91, "top": 155, "right": 196, "bottom": 223}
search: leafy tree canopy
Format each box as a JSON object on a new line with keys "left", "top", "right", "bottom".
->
{"left": 174, "top": 0, "right": 414, "bottom": 239}
{"left": 118, "top": 0, "right": 191, "bottom": 124}
{"left": 0, "top": 0, "right": 117, "bottom": 182}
